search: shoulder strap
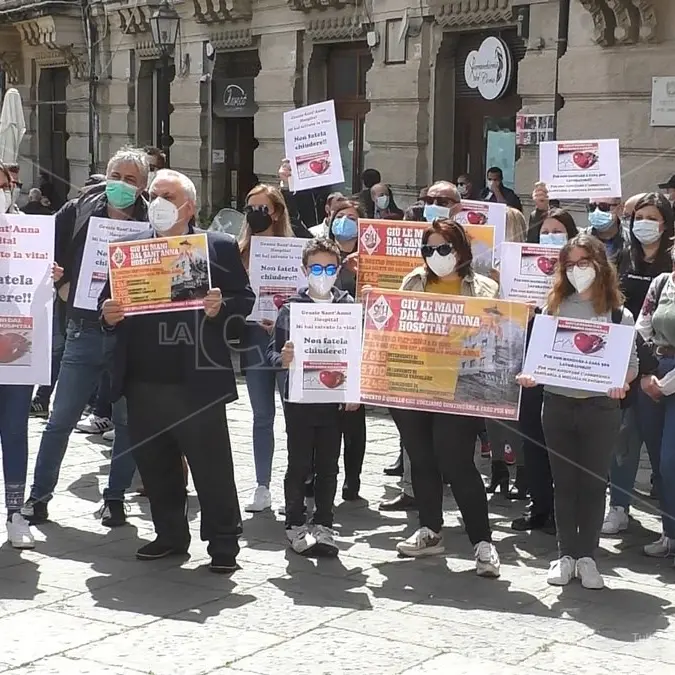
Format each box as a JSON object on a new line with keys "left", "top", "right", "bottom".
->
{"left": 611, "top": 306, "right": 624, "bottom": 324}
{"left": 653, "top": 272, "right": 670, "bottom": 307}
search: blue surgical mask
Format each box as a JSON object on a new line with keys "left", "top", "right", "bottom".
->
{"left": 375, "top": 195, "right": 389, "bottom": 210}
{"left": 588, "top": 208, "right": 615, "bottom": 232}
{"left": 331, "top": 215, "right": 358, "bottom": 240}
{"left": 423, "top": 204, "right": 450, "bottom": 222}
{"left": 539, "top": 232, "right": 567, "bottom": 246}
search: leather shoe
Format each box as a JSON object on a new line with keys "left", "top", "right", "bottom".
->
{"left": 136, "top": 539, "right": 190, "bottom": 560}
{"left": 379, "top": 492, "right": 417, "bottom": 511}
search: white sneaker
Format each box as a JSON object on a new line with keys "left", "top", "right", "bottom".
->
{"left": 244, "top": 486, "right": 272, "bottom": 513}
{"left": 576, "top": 557, "right": 604, "bottom": 589}
{"left": 547, "top": 556, "right": 576, "bottom": 586}
{"left": 644, "top": 534, "right": 675, "bottom": 557}
{"left": 76, "top": 414, "right": 114, "bottom": 434}
{"left": 396, "top": 527, "right": 444, "bottom": 558}
{"left": 102, "top": 429, "right": 115, "bottom": 443}
{"left": 286, "top": 525, "right": 316, "bottom": 555}
{"left": 601, "top": 506, "right": 629, "bottom": 535}
{"left": 7, "top": 513, "right": 35, "bottom": 549}
{"left": 475, "top": 541, "right": 500, "bottom": 578}
{"left": 313, "top": 524, "right": 339, "bottom": 557}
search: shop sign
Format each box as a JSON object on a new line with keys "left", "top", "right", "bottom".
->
{"left": 651, "top": 77, "right": 675, "bottom": 127}
{"left": 464, "top": 36, "right": 512, "bottom": 101}
{"left": 212, "top": 78, "right": 258, "bottom": 118}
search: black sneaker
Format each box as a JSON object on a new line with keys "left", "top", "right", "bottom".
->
{"left": 136, "top": 539, "right": 190, "bottom": 560}
{"left": 20, "top": 498, "right": 48, "bottom": 525}
{"left": 209, "top": 555, "right": 238, "bottom": 574}
{"left": 511, "top": 514, "right": 556, "bottom": 535}
{"left": 30, "top": 399, "right": 49, "bottom": 418}
{"left": 98, "top": 500, "right": 127, "bottom": 527}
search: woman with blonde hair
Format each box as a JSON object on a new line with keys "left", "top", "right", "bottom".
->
{"left": 239, "top": 183, "right": 295, "bottom": 513}
{"left": 505, "top": 206, "right": 527, "bottom": 243}
{"left": 518, "top": 233, "right": 638, "bottom": 589}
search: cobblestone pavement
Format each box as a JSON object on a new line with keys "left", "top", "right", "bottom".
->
{"left": 0, "top": 382, "right": 673, "bottom": 674}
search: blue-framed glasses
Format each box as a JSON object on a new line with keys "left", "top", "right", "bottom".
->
{"left": 308, "top": 263, "right": 339, "bottom": 276}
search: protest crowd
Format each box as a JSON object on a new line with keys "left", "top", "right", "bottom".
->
{"left": 2, "top": 140, "right": 675, "bottom": 593}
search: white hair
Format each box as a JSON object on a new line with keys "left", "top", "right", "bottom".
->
{"left": 29, "top": 187, "right": 42, "bottom": 201}
{"left": 150, "top": 168, "right": 197, "bottom": 203}
{"left": 106, "top": 147, "right": 150, "bottom": 184}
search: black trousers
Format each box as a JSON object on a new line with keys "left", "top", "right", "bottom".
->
{"left": 341, "top": 404, "right": 366, "bottom": 490}
{"left": 391, "top": 408, "right": 491, "bottom": 544}
{"left": 284, "top": 402, "right": 341, "bottom": 528}
{"left": 520, "top": 385, "right": 554, "bottom": 518}
{"left": 127, "top": 381, "right": 242, "bottom": 558}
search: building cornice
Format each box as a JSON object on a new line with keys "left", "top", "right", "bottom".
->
{"left": 208, "top": 26, "right": 253, "bottom": 49}
{"left": 578, "top": 0, "right": 657, "bottom": 46}
{"left": 287, "top": 0, "right": 359, "bottom": 13}
{"left": 306, "top": 14, "right": 364, "bottom": 41}
{"left": 431, "top": 0, "right": 514, "bottom": 29}
{"left": 193, "top": 0, "right": 252, "bottom": 23}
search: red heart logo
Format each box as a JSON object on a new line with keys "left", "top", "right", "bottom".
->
{"left": 309, "top": 159, "right": 329, "bottom": 175}
{"left": 0, "top": 332, "right": 30, "bottom": 363}
{"left": 466, "top": 211, "right": 486, "bottom": 225}
{"left": 536, "top": 256, "right": 556, "bottom": 276}
{"left": 319, "top": 370, "right": 345, "bottom": 388}
{"left": 272, "top": 294, "right": 285, "bottom": 309}
{"left": 572, "top": 152, "right": 589, "bottom": 169}
{"left": 573, "top": 332, "right": 604, "bottom": 354}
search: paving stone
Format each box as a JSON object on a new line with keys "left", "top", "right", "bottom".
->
{"left": 399, "top": 652, "right": 556, "bottom": 675}
{"left": 14, "top": 655, "right": 147, "bottom": 674}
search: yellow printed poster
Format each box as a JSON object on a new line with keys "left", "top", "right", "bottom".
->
{"left": 108, "top": 233, "right": 210, "bottom": 316}
{"left": 361, "top": 289, "right": 529, "bottom": 420}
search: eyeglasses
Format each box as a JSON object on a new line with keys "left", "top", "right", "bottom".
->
{"left": 563, "top": 258, "right": 593, "bottom": 271}
{"left": 422, "top": 195, "right": 458, "bottom": 208}
{"left": 244, "top": 204, "right": 269, "bottom": 215}
{"left": 587, "top": 202, "right": 616, "bottom": 212}
{"left": 308, "top": 263, "right": 338, "bottom": 276}
{"left": 421, "top": 243, "right": 454, "bottom": 258}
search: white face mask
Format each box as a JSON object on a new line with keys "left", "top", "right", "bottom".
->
{"left": 375, "top": 195, "right": 389, "bottom": 210}
{"left": 307, "top": 272, "right": 336, "bottom": 297}
{"left": 566, "top": 265, "right": 596, "bottom": 293}
{"left": 148, "top": 196, "right": 179, "bottom": 233}
{"left": 426, "top": 250, "right": 457, "bottom": 277}
{"left": 487, "top": 180, "right": 496, "bottom": 192}
{"left": 2, "top": 189, "right": 11, "bottom": 212}
{"left": 632, "top": 219, "right": 662, "bottom": 245}
{"left": 10, "top": 186, "right": 20, "bottom": 205}
{"left": 457, "top": 184, "right": 468, "bottom": 197}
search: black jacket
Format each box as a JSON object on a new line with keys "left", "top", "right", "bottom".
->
{"left": 480, "top": 185, "right": 523, "bottom": 212}
{"left": 281, "top": 188, "right": 325, "bottom": 236}
{"left": 99, "top": 225, "right": 255, "bottom": 404}
{"left": 21, "top": 201, "right": 54, "bottom": 216}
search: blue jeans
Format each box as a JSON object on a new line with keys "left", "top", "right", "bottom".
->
{"left": 0, "top": 385, "right": 32, "bottom": 512}
{"left": 34, "top": 299, "right": 66, "bottom": 405}
{"left": 637, "top": 356, "right": 675, "bottom": 538}
{"left": 30, "top": 320, "right": 135, "bottom": 504}
{"left": 92, "top": 370, "right": 112, "bottom": 419}
{"left": 608, "top": 406, "right": 643, "bottom": 510}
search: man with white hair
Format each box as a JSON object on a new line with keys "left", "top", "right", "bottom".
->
{"left": 21, "top": 148, "right": 149, "bottom": 534}
{"left": 101, "top": 168, "right": 254, "bottom": 573}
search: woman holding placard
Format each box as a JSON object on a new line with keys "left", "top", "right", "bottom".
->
{"left": 238, "top": 184, "right": 295, "bottom": 513}
{"left": 517, "top": 234, "right": 638, "bottom": 589}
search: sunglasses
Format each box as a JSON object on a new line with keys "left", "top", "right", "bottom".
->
{"left": 244, "top": 204, "right": 269, "bottom": 215}
{"left": 421, "top": 243, "right": 454, "bottom": 258}
{"left": 308, "top": 263, "right": 338, "bottom": 276}
{"left": 422, "top": 195, "right": 458, "bottom": 208}
{"left": 587, "top": 202, "right": 616, "bottom": 212}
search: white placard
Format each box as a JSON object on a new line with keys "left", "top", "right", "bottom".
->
{"left": 0, "top": 214, "right": 55, "bottom": 385}
{"left": 523, "top": 314, "right": 634, "bottom": 393}
{"left": 651, "top": 77, "right": 675, "bottom": 127}
{"left": 283, "top": 100, "right": 344, "bottom": 192}
{"left": 247, "top": 236, "right": 307, "bottom": 322}
{"left": 500, "top": 242, "right": 561, "bottom": 306}
{"left": 288, "top": 302, "right": 363, "bottom": 404}
{"left": 539, "top": 138, "right": 622, "bottom": 200}
{"left": 454, "top": 199, "right": 507, "bottom": 264}
{"left": 74, "top": 216, "right": 148, "bottom": 312}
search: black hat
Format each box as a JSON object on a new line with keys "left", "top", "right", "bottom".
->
{"left": 658, "top": 174, "right": 675, "bottom": 190}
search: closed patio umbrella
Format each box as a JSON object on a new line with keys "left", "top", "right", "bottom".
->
{"left": 0, "top": 88, "right": 26, "bottom": 165}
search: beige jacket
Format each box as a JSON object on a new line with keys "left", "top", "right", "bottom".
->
{"left": 400, "top": 265, "right": 499, "bottom": 299}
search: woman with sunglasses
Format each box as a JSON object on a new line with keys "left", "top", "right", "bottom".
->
{"left": 587, "top": 198, "right": 625, "bottom": 262}
{"left": 388, "top": 218, "right": 501, "bottom": 576}
{"left": 518, "top": 234, "right": 637, "bottom": 589}
{"left": 238, "top": 184, "right": 295, "bottom": 513}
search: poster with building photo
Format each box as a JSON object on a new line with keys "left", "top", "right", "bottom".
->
{"left": 516, "top": 114, "right": 555, "bottom": 146}
{"left": 454, "top": 200, "right": 506, "bottom": 265}
{"left": 283, "top": 100, "right": 344, "bottom": 192}
{"left": 539, "top": 138, "right": 621, "bottom": 199}
{"left": 500, "top": 242, "right": 561, "bottom": 306}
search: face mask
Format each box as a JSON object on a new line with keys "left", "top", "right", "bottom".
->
{"left": 426, "top": 250, "right": 457, "bottom": 277}
{"left": 331, "top": 215, "right": 358, "bottom": 240}
{"left": 632, "top": 219, "right": 662, "bottom": 245}
{"left": 2, "top": 189, "right": 11, "bottom": 212}
{"left": 539, "top": 232, "right": 567, "bottom": 247}
{"left": 566, "top": 265, "right": 596, "bottom": 293}
{"left": 588, "top": 208, "right": 615, "bottom": 232}
{"left": 457, "top": 184, "right": 468, "bottom": 197}
{"left": 375, "top": 195, "right": 389, "bottom": 210}
{"left": 10, "top": 186, "right": 20, "bottom": 205}
{"left": 423, "top": 204, "right": 450, "bottom": 222}
{"left": 247, "top": 209, "right": 273, "bottom": 234}
{"left": 106, "top": 180, "right": 138, "bottom": 209}
{"left": 307, "top": 272, "right": 336, "bottom": 297}
{"left": 487, "top": 180, "right": 496, "bottom": 192}
{"left": 148, "top": 196, "right": 179, "bottom": 233}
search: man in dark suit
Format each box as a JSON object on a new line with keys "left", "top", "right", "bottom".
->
{"left": 100, "top": 169, "right": 254, "bottom": 573}
{"left": 480, "top": 166, "right": 523, "bottom": 212}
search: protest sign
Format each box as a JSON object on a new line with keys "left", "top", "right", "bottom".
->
{"left": 288, "top": 303, "right": 362, "bottom": 403}
{"left": 361, "top": 289, "right": 528, "bottom": 419}
{"left": 74, "top": 216, "right": 148, "bottom": 311}
{"left": 108, "top": 233, "right": 210, "bottom": 316}
{"left": 454, "top": 199, "right": 506, "bottom": 264}
{"left": 523, "top": 314, "right": 634, "bottom": 393}
{"left": 500, "top": 242, "right": 561, "bottom": 306}
{"left": 283, "top": 100, "right": 344, "bottom": 191}
{"left": 0, "top": 215, "right": 55, "bottom": 385}
{"left": 247, "top": 236, "right": 307, "bottom": 321}
{"left": 539, "top": 138, "right": 621, "bottom": 199}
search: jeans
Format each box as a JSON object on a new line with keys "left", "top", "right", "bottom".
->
{"left": 637, "top": 356, "right": 675, "bottom": 538}
{"left": 92, "top": 370, "right": 113, "bottom": 419}
{"left": 30, "top": 321, "right": 135, "bottom": 504}
{"left": 341, "top": 404, "right": 366, "bottom": 492}
{"left": 608, "top": 406, "right": 643, "bottom": 510}
{"left": 543, "top": 393, "right": 621, "bottom": 559}
{"left": 33, "top": 299, "right": 66, "bottom": 406}
{"left": 0, "top": 385, "right": 32, "bottom": 512}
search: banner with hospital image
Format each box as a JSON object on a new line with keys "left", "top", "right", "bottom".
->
{"left": 360, "top": 289, "right": 528, "bottom": 420}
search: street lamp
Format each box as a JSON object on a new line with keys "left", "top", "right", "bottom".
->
{"left": 150, "top": 0, "right": 180, "bottom": 166}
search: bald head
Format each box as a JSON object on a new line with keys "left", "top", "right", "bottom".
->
{"left": 624, "top": 193, "right": 647, "bottom": 218}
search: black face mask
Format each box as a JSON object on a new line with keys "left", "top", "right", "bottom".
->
{"left": 247, "top": 209, "right": 272, "bottom": 234}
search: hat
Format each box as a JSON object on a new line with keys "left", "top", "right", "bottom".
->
{"left": 658, "top": 174, "right": 675, "bottom": 190}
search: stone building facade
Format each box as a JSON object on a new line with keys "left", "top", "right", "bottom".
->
{"left": 0, "top": 0, "right": 672, "bottom": 217}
